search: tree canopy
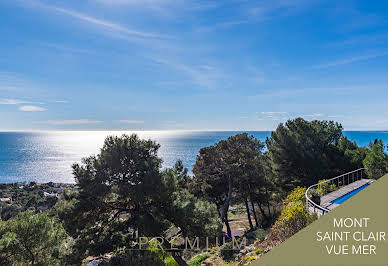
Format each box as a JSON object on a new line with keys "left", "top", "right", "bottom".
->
{"left": 61, "top": 134, "right": 218, "bottom": 265}
{"left": 266, "top": 118, "right": 366, "bottom": 192}
{"left": 363, "top": 139, "right": 388, "bottom": 179}
{"left": 0, "top": 211, "right": 68, "bottom": 265}
{"left": 192, "top": 133, "right": 269, "bottom": 233}
{"left": 1, "top": 119, "right": 387, "bottom": 265}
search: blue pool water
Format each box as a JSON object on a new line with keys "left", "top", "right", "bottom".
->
{"left": 331, "top": 183, "right": 371, "bottom": 204}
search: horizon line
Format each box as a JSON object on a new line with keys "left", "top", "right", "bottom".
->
{"left": 0, "top": 129, "right": 387, "bottom": 133}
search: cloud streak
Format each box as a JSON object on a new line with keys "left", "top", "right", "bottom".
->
{"left": 260, "top": 111, "right": 288, "bottom": 115}
{"left": 43, "top": 119, "right": 103, "bottom": 125}
{"left": 19, "top": 105, "right": 47, "bottom": 111}
{"left": 151, "top": 57, "right": 224, "bottom": 89}
{"left": 311, "top": 52, "right": 388, "bottom": 69}
{"left": 302, "top": 113, "right": 324, "bottom": 118}
{"left": 0, "top": 99, "right": 43, "bottom": 105}
{"left": 24, "top": 1, "right": 170, "bottom": 41}
{"left": 118, "top": 120, "right": 144, "bottom": 123}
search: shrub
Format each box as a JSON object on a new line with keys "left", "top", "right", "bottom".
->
{"left": 243, "top": 229, "right": 265, "bottom": 244}
{"left": 245, "top": 255, "right": 256, "bottom": 264}
{"left": 147, "top": 239, "right": 178, "bottom": 265}
{"left": 165, "top": 257, "right": 179, "bottom": 266}
{"left": 220, "top": 241, "right": 240, "bottom": 261}
{"left": 309, "top": 189, "right": 320, "bottom": 205}
{"left": 283, "top": 186, "right": 306, "bottom": 205}
{"left": 253, "top": 248, "right": 261, "bottom": 255}
{"left": 272, "top": 187, "right": 317, "bottom": 241}
{"left": 188, "top": 253, "right": 211, "bottom": 266}
{"left": 317, "top": 180, "right": 337, "bottom": 196}
{"left": 108, "top": 250, "right": 165, "bottom": 266}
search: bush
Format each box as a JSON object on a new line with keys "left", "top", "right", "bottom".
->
{"left": 165, "top": 257, "right": 179, "bottom": 266}
{"left": 108, "top": 250, "right": 165, "bottom": 266}
{"left": 272, "top": 187, "right": 317, "bottom": 241}
{"left": 245, "top": 255, "right": 256, "bottom": 264}
{"left": 188, "top": 253, "right": 211, "bottom": 266}
{"left": 147, "top": 239, "right": 178, "bottom": 265}
{"left": 253, "top": 248, "right": 261, "bottom": 255}
{"left": 317, "top": 180, "right": 337, "bottom": 196}
{"left": 283, "top": 186, "right": 305, "bottom": 205}
{"left": 220, "top": 241, "right": 240, "bottom": 261}
{"left": 308, "top": 188, "right": 320, "bottom": 205}
{"left": 243, "top": 229, "right": 265, "bottom": 244}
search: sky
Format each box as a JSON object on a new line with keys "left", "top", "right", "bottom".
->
{"left": 0, "top": 0, "right": 388, "bottom": 131}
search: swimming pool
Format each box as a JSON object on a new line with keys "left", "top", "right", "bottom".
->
{"left": 331, "top": 183, "right": 371, "bottom": 204}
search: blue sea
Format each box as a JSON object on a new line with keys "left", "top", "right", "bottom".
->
{"left": 0, "top": 131, "right": 387, "bottom": 183}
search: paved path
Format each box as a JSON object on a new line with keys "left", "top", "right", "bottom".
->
{"left": 321, "top": 179, "right": 374, "bottom": 210}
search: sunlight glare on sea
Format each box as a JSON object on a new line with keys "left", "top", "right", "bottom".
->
{"left": 0, "top": 130, "right": 386, "bottom": 183}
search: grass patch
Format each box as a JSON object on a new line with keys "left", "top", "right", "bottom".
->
{"left": 188, "top": 253, "right": 211, "bottom": 266}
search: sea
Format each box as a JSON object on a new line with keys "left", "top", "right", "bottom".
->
{"left": 0, "top": 131, "right": 387, "bottom": 184}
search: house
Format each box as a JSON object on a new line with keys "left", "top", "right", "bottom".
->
{"left": 0, "top": 197, "right": 12, "bottom": 202}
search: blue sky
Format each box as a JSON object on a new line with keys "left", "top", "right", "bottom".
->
{"left": 1, "top": 0, "right": 388, "bottom": 131}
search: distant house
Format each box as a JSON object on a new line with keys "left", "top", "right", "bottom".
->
{"left": 43, "top": 192, "right": 57, "bottom": 197}
{"left": 0, "top": 197, "right": 12, "bottom": 202}
{"left": 53, "top": 187, "right": 63, "bottom": 192}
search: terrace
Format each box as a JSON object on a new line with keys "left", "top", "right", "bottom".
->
{"left": 305, "top": 168, "right": 374, "bottom": 216}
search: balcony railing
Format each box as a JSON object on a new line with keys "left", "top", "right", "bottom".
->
{"left": 305, "top": 168, "right": 367, "bottom": 216}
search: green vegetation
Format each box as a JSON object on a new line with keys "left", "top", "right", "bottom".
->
{"left": 363, "top": 140, "right": 388, "bottom": 179}
{"left": 187, "top": 253, "right": 211, "bottom": 266}
{"left": 191, "top": 133, "right": 272, "bottom": 236}
{"left": 272, "top": 187, "right": 317, "bottom": 241}
{"left": 220, "top": 241, "right": 240, "bottom": 261}
{"left": 0, "top": 117, "right": 387, "bottom": 266}
{"left": 266, "top": 118, "right": 366, "bottom": 193}
{"left": 253, "top": 248, "right": 261, "bottom": 255}
{"left": 0, "top": 211, "right": 69, "bottom": 265}
{"left": 58, "top": 134, "right": 218, "bottom": 265}
{"left": 317, "top": 179, "right": 337, "bottom": 196}
{"left": 0, "top": 182, "right": 70, "bottom": 221}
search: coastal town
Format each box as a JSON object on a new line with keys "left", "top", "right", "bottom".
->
{"left": 0, "top": 181, "right": 73, "bottom": 220}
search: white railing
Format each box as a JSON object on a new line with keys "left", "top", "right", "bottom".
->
{"left": 305, "top": 168, "right": 367, "bottom": 216}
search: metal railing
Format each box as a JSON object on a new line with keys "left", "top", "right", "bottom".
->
{"left": 305, "top": 168, "right": 366, "bottom": 216}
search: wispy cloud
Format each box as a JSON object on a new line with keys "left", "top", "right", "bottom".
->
{"left": 24, "top": 1, "right": 170, "bottom": 41}
{"left": 328, "top": 115, "right": 345, "bottom": 118}
{"left": 257, "top": 111, "right": 290, "bottom": 121}
{"left": 302, "top": 113, "right": 324, "bottom": 118}
{"left": 327, "top": 33, "right": 388, "bottom": 48}
{"left": 150, "top": 57, "right": 224, "bottom": 88}
{"left": 260, "top": 111, "right": 288, "bottom": 115}
{"left": 0, "top": 99, "right": 43, "bottom": 105}
{"left": 311, "top": 52, "right": 388, "bottom": 69}
{"left": 43, "top": 119, "right": 103, "bottom": 125}
{"left": 94, "top": 0, "right": 172, "bottom": 5}
{"left": 19, "top": 105, "right": 47, "bottom": 111}
{"left": 195, "top": 20, "right": 249, "bottom": 33}
{"left": 94, "top": 0, "right": 220, "bottom": 14}
{"left": 39, "top": 42, "right": 94, "bottom": 55}
{"left": 0, "top": 72, "right": 31, "bottom": 91}
{"left": 118, "top": 120, "right": 144, "bottom": 123}
{"left": 248, "top": 0, "right": 315, "bottom": 21}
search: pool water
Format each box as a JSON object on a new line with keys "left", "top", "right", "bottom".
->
{"left": 331, "top": 183, "right": 371, "bottom": 204}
